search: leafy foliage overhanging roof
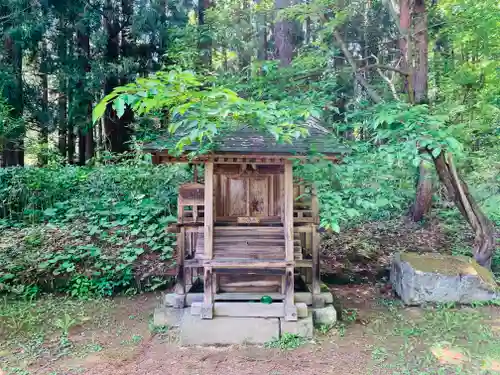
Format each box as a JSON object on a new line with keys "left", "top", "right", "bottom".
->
{"left": 143, "top": 122, "right": 349, "bottom": 156}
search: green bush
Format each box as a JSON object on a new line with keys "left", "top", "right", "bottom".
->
{"left": 0, "top": 159, "right": 191, "bottom": 297}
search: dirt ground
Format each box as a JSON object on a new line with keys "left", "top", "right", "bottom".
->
{"left": 25, "top": 289, "right": 386, "bottom": 375}
{"left": 8, "top": 284, "right": 496, "bottom": 375}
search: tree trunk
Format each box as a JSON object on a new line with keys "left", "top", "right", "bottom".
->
{"left": 77, "top": 21, "right": 94, "bottom": 164}
{"left": 410, "top": 160, "right": 433, "bottom": 221}
{"left": 255, "top": 0, "right": 268, "bottom": 60}
{"left": 274, "top": 0, "right": 294, "bottom": 66}
{"left": 198, "top": 0, "right": 212, "bottom": 67}
{"left": 104, "top": 0, "right": 129, "bottom": 154}
{"left": 409, "top": 0, "right": 432, "bottom": 221}
{"left": 57, "top": 18, "right": 68, "bottom": 161}
{"left": 1, "top": 33, "right": 24, "bottom": 167}
{"left": 432, "top": 152, "right": 496, "bottom": 268}
{"left": 399, "top": 0, "right": 411, "bottom": 101}
{"left": 413, "top": 0, "right": 428, "bottom": 104}
{"left": 39, "top": 41, "right": 49, "bottom": 167}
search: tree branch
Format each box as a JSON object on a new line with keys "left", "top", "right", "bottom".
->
{"left": 333, "top": 30, "right": 383, "bottom": 104}
{"left": 359, "top": 64, "right": 409, "bottom": 76}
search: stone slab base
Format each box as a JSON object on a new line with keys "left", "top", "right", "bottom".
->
{"left": 180, "top": 312, "right": 280, "bottom": 345}
{"left": 281, "top": 314, "right": 314, "bottom": 338}
{"left": 153, "top": 306, "right": 184, "bottom": 328}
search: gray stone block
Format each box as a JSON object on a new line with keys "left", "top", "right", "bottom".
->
{"left": 296, "top": 303, "right": 308, "bottom": 318}
{"left": 280, "top": 314, "right": 313, "bottom": 338}
{"left": 153, "top": 307, "right": 184, "bottom": 327}
{"left": 312, "top": 305, "right": 337, "bottom": 326}
{"left": 391, "top": 252, "right": 498, "bottom": 305}
{"left": 163, "top": 293, "right": 185, "bottom": 308}
{"left": 179, "top": 312, "right": 280, "bottom": 346}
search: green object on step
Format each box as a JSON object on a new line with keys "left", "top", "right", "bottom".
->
{"left": 261, "top": 295, "right": 272, "bottom": 304}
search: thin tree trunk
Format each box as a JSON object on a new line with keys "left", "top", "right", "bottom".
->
{"left": 77, "top": 20, "right": 94, "bottom": 163}
{"left": 256, "top": 0, "right": 268, "bottom": 60}
{"left": 432, "top": 152, "right": 495, "bottom": 268}
{"left": 198, "top": 0, "right": 212, "bottom": 67}
{"left": 39, "top": 40, "right": 49, "bottom": 166}
{"left": 1, "top": 28, "right": 24, "bottom": 167}
{"left": 399, "top": 0, "right": 412, "bottom": 101}
{"left": 104, "top": 0, "right": 126, "bottom": 154}
{"left": 57, "top": 19, "right": 68, "bottom": 161}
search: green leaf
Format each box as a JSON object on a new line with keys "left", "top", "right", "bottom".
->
{"left": 431, "top": 147, "right": 442, "bottom": 159}
{"left": 92, "top": 101, "right": 107, "bottom": 124}
{"left": 113, "top": 97, "right": 126, "bottom": 118}
{"left": 331, "top": 222, "right": 340, "bottom": 233}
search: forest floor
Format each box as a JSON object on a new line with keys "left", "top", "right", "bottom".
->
{"left": 2, "top": 217, "right": 499, "bottom": 375}
{"left": 2, "top": 287, "right": 500, "bottom": 375}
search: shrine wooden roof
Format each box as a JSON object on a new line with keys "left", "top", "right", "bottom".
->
{"left": 143, "top": 123, "right": 348, "bottom": 156}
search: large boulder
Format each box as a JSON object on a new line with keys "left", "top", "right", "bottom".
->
{"left": 391, "top": 252, "right": 498, "bottom": 305}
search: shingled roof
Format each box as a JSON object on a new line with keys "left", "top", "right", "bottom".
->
{"left": 144, "top": 123, "right": 347, "bottom": 156}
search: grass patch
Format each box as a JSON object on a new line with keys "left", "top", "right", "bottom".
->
{"left": 0, "top": 295, "right": 114, "bottom": 372}
{"left": 369, "top": 303, "right": 500, "bottom": 374}
{"left": 265, "top": 333, "right": 307, "bottom": 350}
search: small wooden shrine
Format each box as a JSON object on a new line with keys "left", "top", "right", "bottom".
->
{"left": 148, "top": 125, "right": 342, "bottom": 322}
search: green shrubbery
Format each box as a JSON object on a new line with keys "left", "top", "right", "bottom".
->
{"left": 0, "top": 157, "right": 191, "bottom": 298}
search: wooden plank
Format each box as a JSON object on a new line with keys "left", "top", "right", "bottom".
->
{"left": 202, "top": 266, "right": 214, "bottom": 319}
{"left": 204, "top": 259, "right": 293, "bottom": 268}
{"left": 204, "top": 161, "right": 214, "bottom": 259}
{"left": 284, "top": 161, "right": 294, "bottom": 261}
{"left": 284, "top": 266, "right": 297, "bottom": 321}
{"left": 295, "top": 259, "right": 313, "bottom": 268}
{"left": 213, "top": 292, "right": 284, "bottom": 301}
{"left": 249, "top": 177, "right": 270, "bottom": 216}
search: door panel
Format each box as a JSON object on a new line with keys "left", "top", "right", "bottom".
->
{"left": 249, "top": 177, "right": 269, "bottom": 216}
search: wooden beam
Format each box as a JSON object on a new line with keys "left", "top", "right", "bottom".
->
{"left": 284, "top": 160, "right": 294, "bottom": 261}
{"left": 203, "top": 259, "right": 294, "bottom": 269}
{"left": 204, "top": 161, "right": 214, "bottom": 259}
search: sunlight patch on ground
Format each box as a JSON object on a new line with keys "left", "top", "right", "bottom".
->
{"left": 431, "top": 344, "right": 469, "bottom": 366}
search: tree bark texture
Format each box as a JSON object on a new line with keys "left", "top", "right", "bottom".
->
{"left": 104, "top": 0, "right": 129, "bottom": 154}
{"left": 39, "top": 37, "right": 49, "bottom": 166}
{"left": 77, "top": 23, "right": 94, "bottom": 164}
{"left": 432, "top": 152, "right": 496, "bottom": 268}
{"left": 413, "top": 0, "right": 428, "bottom": 104}
{"left": 409, "top": 0, "right": 432, "bottom": 221}
{"left": 274, "top": 0, "right": 294, "bottom": 66}
{"left": 198, "top": 0, "right": 212, "bottom": 67}
{"left": 1, "top": 17, "right": 24, "bottom": 167}
{"left": 410, "top": 160, "right": 433, "bottom": 221}
{"left": 57, "top": 18, "right": 68, "bottom": 161}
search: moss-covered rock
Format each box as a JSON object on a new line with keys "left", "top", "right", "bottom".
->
{"left": 391, "top": 252, "right": 498, "bottom": 305}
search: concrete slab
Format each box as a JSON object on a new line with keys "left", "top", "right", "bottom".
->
{"left": 164, "top": 293, "right": 185, "bottom": 308}
{"left": 280, "top": 314, "right": 314, "bottom": 339}
{"left": 180, "top": 312, "right": 279, "bottom": 346}
{"left": 191, "top": 302, "right": 286, "bottom": 317}
{"left": 153, "top": 307, "right": 184, "bottom": 328}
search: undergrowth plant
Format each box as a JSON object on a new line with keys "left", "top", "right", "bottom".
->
{"left": 0, "top": 157, "right": 191, "bottom": 296}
